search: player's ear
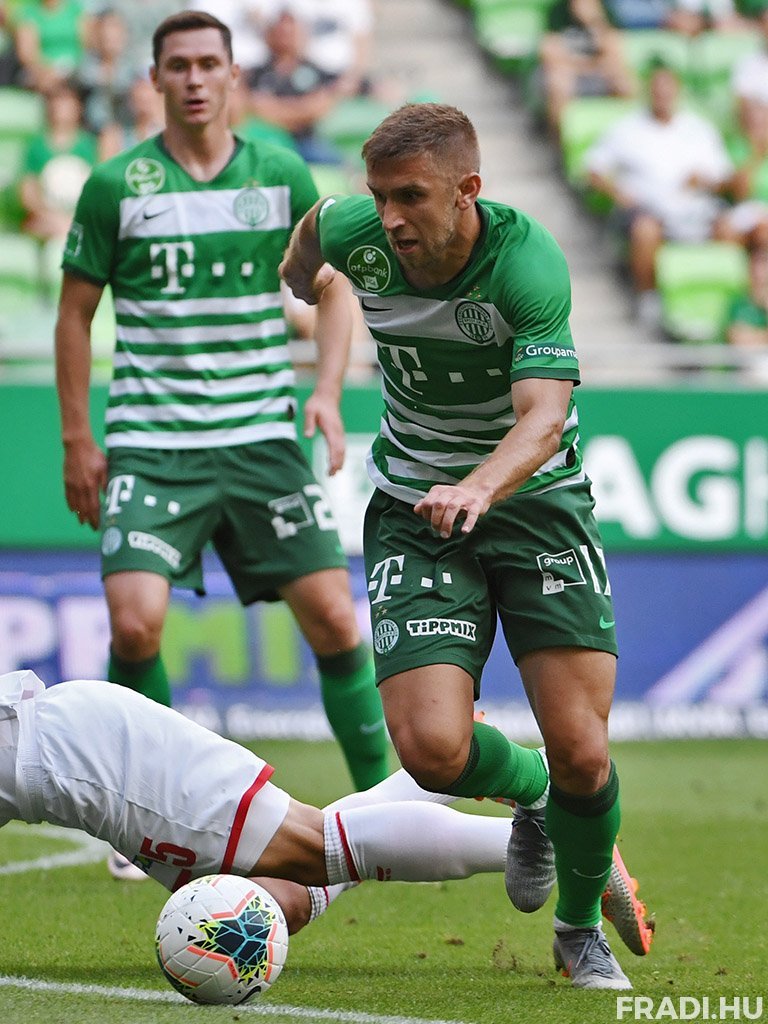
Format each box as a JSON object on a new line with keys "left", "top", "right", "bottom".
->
{"left": 230, "top": 62, "right": 241, "bottom": 92}
{"left": 457, "top": 172, "right": 481, "bottom": 210}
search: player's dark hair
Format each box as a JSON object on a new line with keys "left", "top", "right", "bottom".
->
{"left": 362, "top": 103, "right": 480, "bottom": 175}
{"left": 152, "top": 10, "right": 233, "bottom": 66}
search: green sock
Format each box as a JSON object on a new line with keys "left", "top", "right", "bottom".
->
{"left": 441, "top": 721, "right": 548, "bottom": 805}
{"left": 108, "top": 648, "right": 172, "bottom": 708}
{"left": 318, "top": 644, "right": 389, "bottom": 791}
{"left": 546, "top": 761, "right": 621, "bottom": 928}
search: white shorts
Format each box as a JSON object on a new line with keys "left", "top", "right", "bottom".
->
{"left": 0, "top": 672, "right": 290, "bottom": 891}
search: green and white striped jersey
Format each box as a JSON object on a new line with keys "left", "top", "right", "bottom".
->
{"left": 63, "top": 135, "right": 318, "bottom": 449}
{"left": 317, "top": 194, "right": 583, "bottom": 501}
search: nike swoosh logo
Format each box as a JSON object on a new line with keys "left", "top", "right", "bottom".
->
{"left": 143, "top": 208, "right": 171, "bottom": 220}
{"left": 572, "top": 867, "right": 607, "bottom": 879}
{"left": 361, "top": 298, "right": 393, "bottom": 312}
{"left": 359, "top": 719, "right": 386, "bottom": 735}
{"left": 599, "top": 616, "right": 615, "bottom": 630}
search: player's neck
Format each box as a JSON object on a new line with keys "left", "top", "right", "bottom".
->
{"left": 161, "top": 121, "right": 237, "bottom": 183}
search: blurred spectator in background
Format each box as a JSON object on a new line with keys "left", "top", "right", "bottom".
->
{"left": 664, "top": 0, "right": 744, "bottom": 35}
{"left": 586, "top": 60, "right": 733, "bottom": 325}
{"left": 293, "top": 0, "right": 375, "bottom": 97}
{"left": 14, "top": 0, "right": 92, "bottom": 91}
{"left": 18, "top": 77, "right": 97, "bottom": 296}
{"left": 538, "top": 0, "right": 637, "bottom": 136}
{"left": 86, "top": 0, "right": 183, "bottom": 77}
{"left": 0, "top": 1, "right": 21, "bottom": 85}
{"left": 99, "top": 74, "right": 163, "bottom": 156}
{"left": 229, "top": 72, "right": 298, "bottom": 150}
{"left": 717, "top": 99, "right": 768, "bottom": 248}
{"left": 246, "top": 7, "right": 344, "bottom": 164}
{"left": 726, "top": 242, "right": 768, "bottom": 346}
{"left": 76, "top": 9, "right": 133, "bottom": 137}
{"left": 602, "top": 0, "right": 669, "bottom": 28}
{"left": 731, "top": 8, "right": 768, "bottom": 114}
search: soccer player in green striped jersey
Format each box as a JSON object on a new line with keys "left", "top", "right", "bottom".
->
{"left": 281, "top": 102, "right": 633, "bottom": 989}
{"left": 53, "top": 12, "right": 389, "bottom": 819}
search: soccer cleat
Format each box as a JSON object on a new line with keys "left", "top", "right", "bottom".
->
{"left": 602, "top": 844, "right": 655, "bottom": 956}
{"left": 505, "top": 804, "right": 556, "bottom": 913}
{"left": 553, "top": 925, "right": 632, "bottom": 990}
{"left": 107, "top": 848, "right": 148, "bottom": 882}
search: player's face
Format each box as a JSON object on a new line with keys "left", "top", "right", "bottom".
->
{"left": 366, "top": 151, "right": 479, "bottom": 287}
{"left": 151, "top": 28, "right": 238, "bottom": 130}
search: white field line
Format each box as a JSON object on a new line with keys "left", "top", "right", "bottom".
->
{"left": 0, "top": 823, "right": 105, "bottom": 874}
{"left": 0, "top": 975, "right": 469, "bottom": 1024}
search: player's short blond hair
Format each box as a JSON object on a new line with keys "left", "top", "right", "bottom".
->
{"left": 362, "top": 103, "right": 480, "bottom": 176}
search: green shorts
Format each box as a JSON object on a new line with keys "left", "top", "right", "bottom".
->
{"left": 100, "top": 440, "right": 347, "bottom": 604}
{"left": 363, "top": 481, "right": 617, "bottom": 692}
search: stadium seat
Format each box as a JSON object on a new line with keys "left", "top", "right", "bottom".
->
{"left": 686, "top": 30, "right": 762, "bottom": 125}
{"left": 655, "top": 241, "right": 750, "bottom": 343}
{"left": 619, "top": 29, "right": 691, "bottom": 81}
{"left": 0, "top": 87, "right": 44, "bottom": 140}
{"left": 316, "top": 96, "right": 393, "bottom": 164}
{"left": 472, "top": 4, "right": 548, "bottom": 76}
{"left": 558, "top": 95, "right": 638, "bottom": 192}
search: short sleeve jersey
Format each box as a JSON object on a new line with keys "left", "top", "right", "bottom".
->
{"left": 317, "top": 194, "right": 582, "bottom": 501}
{"left": 727, "top": 294, "right": 768, "bottom": 330}
{"left": 63, "top": 135, "right": 319, "bottom": 449}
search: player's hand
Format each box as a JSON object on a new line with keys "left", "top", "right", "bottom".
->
{"left": 279, "top": 259, "right": 336, "bottom": 306}
{"left": 413, "top": 483, "right": 493, "bottom": 538}
{"left": 303, "top": 391, "right": 345, "bottom": 475}
{"left": 63, "top": 438, "right": 107, "bottom": 530}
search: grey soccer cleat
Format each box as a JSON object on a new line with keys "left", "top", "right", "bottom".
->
{"left": 553, "top": 926, "right": 633, "bottom": 990}
{"left": 505, "top": 805, "right": 556, "bottom": 913}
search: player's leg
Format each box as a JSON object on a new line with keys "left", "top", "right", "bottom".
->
{"left": 521, "top": 646, "right": 629, "bottom": 989}
{"left": 104, "top": 571, "right": 171, "bottom": 706}
{"left": 217, "top": 439, "right": 388, "bottom": 791}
{"left": 278, "top": 568, "right": 389, "bottom": 791}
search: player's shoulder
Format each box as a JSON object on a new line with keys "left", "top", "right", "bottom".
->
{"left": 83, "top": 136, "right": 166, "bottom": 196}
{"left": 482, "top": 200, "right": 566, "bottom": 265}
{"left": 318, "top": 193, "right": 377, "bottom": 233}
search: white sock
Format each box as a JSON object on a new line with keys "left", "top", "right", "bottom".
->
{"left": 306, "top": 882, "right": 356, "bottom": 922}
{"left": 323, "top": 802, "right": 508, "bottom": 885}
{"left": 324, "top": 768, "right": 457, "bottom": 813}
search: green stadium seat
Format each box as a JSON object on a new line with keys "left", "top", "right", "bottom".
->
{"left": 686, "top": 30, "right": 762, "bottom": 125}
{"left": 655, "top": 241, "right": 750, "bottom": 343}
{"left": 0, "top": 87, "right": 44, "bottom": 139}
{"left": 559, "top": 95, "right": 638, "bottom": 185}
{"left": 619, "top": 29, "right": 691, "bottom": 81}
{"left": 473, "top": 4, "right": 548, "bottom": 76}
{"left": 316, "top": 96, "right": 393, "bottom": 164}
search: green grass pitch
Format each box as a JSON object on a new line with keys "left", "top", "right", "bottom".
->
{"left": 0, "top": 738, "right": 765, "bottom": 1024}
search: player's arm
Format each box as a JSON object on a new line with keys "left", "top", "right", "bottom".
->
{"left": 54, "top": 272, "right": 108, "bottom": 529}
{"left": 302, "top": 271, "right": 354, "bottom": 475}
{"left": 414, "top": 377, "right": 573, "bottom": 537}
{"left": 280, "top": 199, "right": 338, "bottom": 305}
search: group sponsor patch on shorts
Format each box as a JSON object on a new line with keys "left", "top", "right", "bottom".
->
{"left": 536, "top": 548, "right": 586, "bottom": 595}
{"left": 128, "top": 530, "right": 181, "bottom": 569}
{"left": 406, "top": 618, "right": 477, "bottom": 641}
{"left": 373, "top": 618, "right": 400, "bottom": 654}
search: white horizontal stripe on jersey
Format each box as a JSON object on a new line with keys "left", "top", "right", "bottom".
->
{"left": 384, "top": 456, "right": 461, "bottom": 484}
{"left": 381, "top": 414, "right": 500, "bottom": 448}
{"left": 112, "top": 344, "right": 291, "bottom": 374}
{"left": 379, "top": 419, "right": 485, "bottom": 469}
{"left": 105, "top": 395, "right": 295, "bottom": 425}
{"left": 114, "top": 292, "right": 282, "bottom": 318}
{"left": 118, "top": 187, "right": 291, "bottom": 240}
{"left": 106, "top": 421, "right": 298, "bottom": 449}
{"left": 384, "top": 385, "right": 516, "bottom": 433}
{"left": 109, "top": 367, "right": 296, "bottom": 398}
{"left": 359, "top": 293, "right": 511, "bottom": 344}
{"left": 366, "top": 451, "right": 425, "bottom": 503}
{"left": 115, "top": 318, "right": 286, "bottom": 344}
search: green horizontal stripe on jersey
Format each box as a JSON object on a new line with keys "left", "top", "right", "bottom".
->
{"left": 113, "top": 337, "right": 288, "bottom": 356}
{"left": 108, "top": 385, "right": 294, "bottom": 407}
{"left": 111, "top": 360, "right": 293, "bottom": 381}
{"left": 115, "top": 309, "right": 283, "bottom": 329}
{"left": 104, "top": 409, "right": 295, "bottom": 433}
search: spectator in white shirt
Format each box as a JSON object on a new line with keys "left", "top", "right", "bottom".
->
{"left": 732, "top": 8, "right": 768, "bottom": 115}
{"left": 586, "top": 59, "right": 733, "bottom": 324}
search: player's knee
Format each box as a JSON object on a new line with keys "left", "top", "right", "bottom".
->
{"left": 391, "top": 725, "right": 469, "bottom": 792}
{"left": 307, "top": 600, "right": 359, "bottom": 653}
{"left": 109, "top": 610, "right": 163, "bottom": 660}
{"left": 547, "top": 738, "right": 610, "bottom": 794}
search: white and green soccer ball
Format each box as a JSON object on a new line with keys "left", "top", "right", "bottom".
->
{"left": 155, "top": 874, "right": 289, "bottom": 1005}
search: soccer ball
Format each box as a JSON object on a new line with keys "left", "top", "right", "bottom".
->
{"left": 155, "top": 875, "right": 289, "bottom": 1005}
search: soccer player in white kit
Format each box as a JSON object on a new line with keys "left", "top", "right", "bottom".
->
{"left": 0, "top": 670, "right": 652, "bottom": 953}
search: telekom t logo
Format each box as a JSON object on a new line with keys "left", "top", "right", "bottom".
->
{"left": 150, "top": 241, "right": 195, "bottom": 294}
{"left": 105, "top": 474, "right": 135, "bottom": 515}
{"left": 368, "top": 555, "right": 404, "bottom": 605}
